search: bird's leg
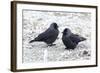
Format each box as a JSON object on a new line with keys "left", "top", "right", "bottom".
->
{"left": 48, "top": 44, "right": 56, "bottom": 46}
{"left": 68, "top": 49, "right": 73, "bottom": 52}
{"left": 65, "top": 48, "right": 73, "bottom": 51}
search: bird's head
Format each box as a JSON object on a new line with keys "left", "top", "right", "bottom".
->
{"left": 50, "top": 22, "right": 58, "bottom": 29}
{"left": 62, "top": 28, "right": 71, "bottom": 35}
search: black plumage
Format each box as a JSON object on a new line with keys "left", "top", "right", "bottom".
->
{"left": 29, "top": 23, "right": 59, "bottom": 46}
{"left": 62, "top": 28, "right": 86, "bottom": 50}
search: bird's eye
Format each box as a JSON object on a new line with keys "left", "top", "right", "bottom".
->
{"left": 53, "top": 23, "right": 58, "bottom": 29}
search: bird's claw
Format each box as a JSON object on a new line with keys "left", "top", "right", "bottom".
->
{"left": 48, "top": 44, "right": 56, "bottom": 46}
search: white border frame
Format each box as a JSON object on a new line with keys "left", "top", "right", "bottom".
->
{"left": 15, "top": 3, "right": 97, "bottom": 70}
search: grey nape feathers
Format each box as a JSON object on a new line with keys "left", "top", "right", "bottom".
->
{"left": 62, "top": 28, "right": 86, "bottom": 50}
{"left": 29, "top": 23, "right": 59, "bottom": 46}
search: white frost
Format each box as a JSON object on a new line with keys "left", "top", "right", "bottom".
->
{"left": 22, "top": 10, "right": 91, "bottom": 63}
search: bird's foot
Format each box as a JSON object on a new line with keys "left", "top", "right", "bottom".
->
{"left": 68, "top": 49, "right": 73, "bottom": 52}
{"left": 65, "top": 48, "right": 74, "bottom": 51}
{"left": 48, "top": 44, "right": 56, "bottom": 46}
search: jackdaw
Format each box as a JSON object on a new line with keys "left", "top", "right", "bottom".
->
{"left": 29, "top": 23, "right": 59, "bottom": 46}
{"left": 62, "top": 28, "right": 86, "bottom": 50}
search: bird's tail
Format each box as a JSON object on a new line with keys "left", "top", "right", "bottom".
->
{"left": 29, "top": 40, "right": 35, "bottom": 43}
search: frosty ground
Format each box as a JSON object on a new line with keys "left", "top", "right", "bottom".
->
{"left": 22, "top": 10, "right": 91, "bottom": 63}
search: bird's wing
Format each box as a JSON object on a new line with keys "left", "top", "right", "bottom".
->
{"left": 35, "top": 28, "right": 55, "bottom": 41}
{"left": 62, "top": 36, "right": 76, "bottom": 49}
{"left": 69, "top": 34, "right": 85, "bottom": 43}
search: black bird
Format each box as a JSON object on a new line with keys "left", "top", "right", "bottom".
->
{"left": 62, "top": 28, "right": 86, "bottom": 50}
{"left": 29, "top": 23, "right": 59, "bottom": 46}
